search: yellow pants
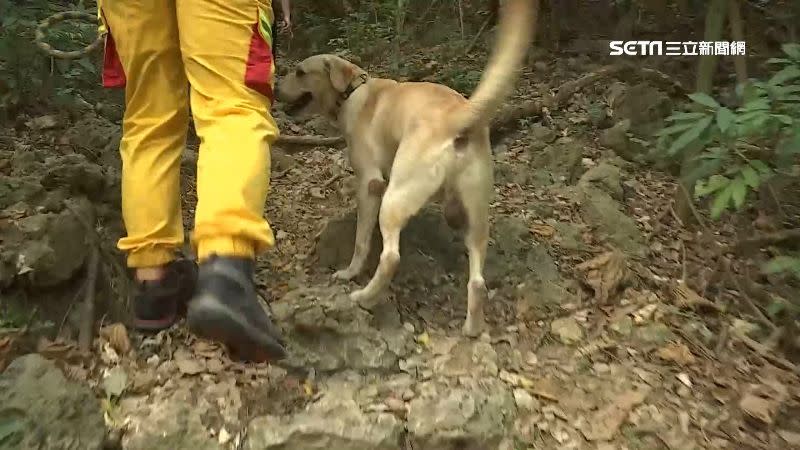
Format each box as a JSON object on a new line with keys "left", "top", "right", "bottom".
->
{"left": 98, "top": 0, "right": 278, "bottom": 268}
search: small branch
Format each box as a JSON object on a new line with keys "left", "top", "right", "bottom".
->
{"left": 458, "top": 0, "right": 465, "bottom": 38}
{"left": 464, "top": 11, "right": 495, "bottom": 54}
{"left": 728, "top": 0, "right": 748, "bottom": 84}
{"left": 276, "top": 135, "right": 345, "bottom": 147}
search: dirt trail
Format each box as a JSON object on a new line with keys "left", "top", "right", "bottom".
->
{"left": 1, "top": 51, "right": 799, "bottom": 450}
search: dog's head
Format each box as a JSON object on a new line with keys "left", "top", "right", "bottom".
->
{"left": 276, "top": 54, "right": 365, "bottom": 120}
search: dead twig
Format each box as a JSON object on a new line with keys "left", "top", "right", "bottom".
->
{"left": 464, "top": 10, "right": 495, "bottom": 54}
{"left": 276, "top": 134, "right": 345, "bottom": 148}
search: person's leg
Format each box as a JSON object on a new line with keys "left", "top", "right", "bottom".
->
{"left": 176, "top": 0, "right": 286, "bottom": 360}
{"left": 99, "top": 0, "right": 197, "bottom": 330}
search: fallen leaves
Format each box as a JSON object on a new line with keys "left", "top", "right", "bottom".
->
{"left": 580, "top": 386, "right": 652, "bottom": 441}
{"left": 576, "top": 250, "right": 629, "bottom": 304}
{"left": 174, "top": 348, "right": 206, "bottom": 375}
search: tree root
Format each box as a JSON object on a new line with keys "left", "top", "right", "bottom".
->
{"left": 491, "top": 62, "right": 686, "bottom": 133}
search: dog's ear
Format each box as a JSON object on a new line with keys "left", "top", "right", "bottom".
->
{"left": 325, "top": 58, "right": 356, "bottom": 93}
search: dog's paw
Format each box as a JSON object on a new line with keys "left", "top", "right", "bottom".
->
{"left": 461, "top": 316, "right": 485, "bottom": 338}
{"left": 332, "top": 269, "right": 357, "bottom": 281}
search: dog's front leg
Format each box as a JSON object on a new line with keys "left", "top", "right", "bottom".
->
{"left": 333, "top": 174, "right": 385, "bottom": 281}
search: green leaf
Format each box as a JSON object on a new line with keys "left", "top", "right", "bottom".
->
{"left": 741, "top": 165, "right": 760, "bottom": 188}
{"left": 730, "top": 176, "right": 747, "bottom": 209}
{"left": 739, "top": 98, "right": 770, "bottom": 112}
{"left": 665, "top": 111, "right": 707, "bottom": 122}
{"left": 766, "top": 58, "right": 791, "bottom": 65}
{"left": 695, "top": 174, "right": 730, "bottom": 198}
{"left": 688, "top": 92, "right": 720, "bottom": 109}
{"left": 763, "top": 256, "right": 800, "bottom": 275}
{"left": 654, "top": 121, "right": 696, "bottom": 137}
{"left": 782, "top": 43, "right": 800, "bottom": 60}
{"left": 668, "top": 115, "right": 713, "bottom": 156}
{"left": 749, "top": 159, "right": 771, "bottom": 174}
{"left": 769, "top": 66, "right": 800, "bottom": 86}
{"left": 715, "top": 107, "right": 736, "bottom": 133}
{"left": 710, "top": 184, "right": 733, "bottom": 219}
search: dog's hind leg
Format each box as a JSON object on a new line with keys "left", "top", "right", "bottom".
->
{"left": 333, "top": 170, "right": 384, "bottom": 281}
{"left": 348, "top": 147, "right": 446, "bottom": 305}
{"left": 456, "top": 159, "right": 493, "bottom": 337}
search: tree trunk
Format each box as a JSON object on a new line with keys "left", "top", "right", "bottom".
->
{"left": 728, "top": 0, "right": 748, "bottom": 86}
{"left": 695, "top": 0, "right": 729, "bottom": 94}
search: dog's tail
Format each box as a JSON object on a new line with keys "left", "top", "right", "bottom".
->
{"left": 449, "top": 0, "right": 538, "bottom": 135}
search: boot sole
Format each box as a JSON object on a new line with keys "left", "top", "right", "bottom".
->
{"left": 187, "top": 294, "right": 287, "bottom": 362}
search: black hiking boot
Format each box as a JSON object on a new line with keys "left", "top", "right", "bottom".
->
{"left": 186, "top": 255, "right": 287, "bottom": 362}
{"left": 132, "top": 258, "right": 198, "bottom": 332}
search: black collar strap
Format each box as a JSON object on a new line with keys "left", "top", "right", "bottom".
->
{"left": 340, "top": 73, "right": 369, "bottom": 102}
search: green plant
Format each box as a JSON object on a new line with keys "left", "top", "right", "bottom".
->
{"left": 655, "top": 43, "right": 800, "bottom": 220}
{"left": 655, "top": 43, "right": 800, "bottom": 281}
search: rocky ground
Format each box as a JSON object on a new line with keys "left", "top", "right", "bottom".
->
{"left": 2, "top": 46, "right": 800, "bottom": 450}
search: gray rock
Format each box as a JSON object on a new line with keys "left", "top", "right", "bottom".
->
{"left": 42, "top": 154, "right": 108, "bottom": 202}
{"left": 599, "top": 119, "right": 629, "bottom": 152}
{"left": 548, "top": 220, "right": 586, "bottom": 252}
{"left": 610, "top": 83, "right": 673, "bottom": 136}
{"left": 271, "top": 286, "right": 414, "bottom": 371}
{"left": 578, "top": 162, "right": 624, "bottom": 200}
{"left": 530, "top": 124, "right": 557, "bottom": 144}
{"left": 407, "top": 378, "right": 516, "bottom": 450}
{"left": 8, "top": 201, "right": 92, "bottom": 287}
{"left": 550, "top": 317, "right": 584, "bottom": 345}
{"left": 531, "top": 139, "right": 584, "bottom": 184}
{"left": 485, "top": 215, "right": 578, "bottom": 317}
{"left": 429, "top": 337, "right": 499, "bottom": 378}
{"left": 120, "top": 382, "right": 223, "bottom": 450}
{"left": 0, "top": 175, "right": 45, "bottom": 209}
{"left": 0, "top": 354, "right": 106, "bottom": 450}
{"left": 246, "top": 375, "right": 404, "bottom": 450}
{"left": 578, "top": 187, "right": 646, "bottom": 257}
{"left": 316, "top": 208, "right": 465, "bottom": 282}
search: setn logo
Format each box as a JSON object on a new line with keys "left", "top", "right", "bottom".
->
{"left": 609, "top": 41, "right": 663, "bottom": 56}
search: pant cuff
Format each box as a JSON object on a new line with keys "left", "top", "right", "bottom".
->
{"left": 125, "top": 247, "right": 177, "bottom": 268}
{"left": 197, "top": 236, "right": 255, "bottom": 261}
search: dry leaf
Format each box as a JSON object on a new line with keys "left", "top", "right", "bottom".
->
{"left": 530, "top": 223, "right": 556, "bottom": 237}
{"left": 581, "top": 386, "right": 651, "bottom": 441}
{"left": 103, "top": 365, "right": 128, "bottom": 398}
{"left": 99, "top": 323, "right": 131, "bottom": 355}
{"left": 576, "top": 250, "right": 628, "bottom": 304}
{"left": 174, "top": 348, "right": 206, "bottom": 375}
{"left": 739, "top": 393, "right": 778, "bottom": 426}
{"left": 656, "top": 342, "right": 697, "bottom": 366}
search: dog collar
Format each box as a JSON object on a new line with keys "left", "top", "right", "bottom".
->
{"left": 340, "top": 73, "right": 369, "bottom": 102}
